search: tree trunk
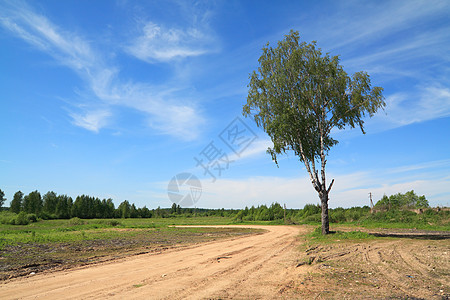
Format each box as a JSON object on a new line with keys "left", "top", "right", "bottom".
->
{"left": 320, "top": 191, "right": 330, "bottom": 235}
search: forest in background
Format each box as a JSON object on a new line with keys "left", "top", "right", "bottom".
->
{"left": 0, "top": 189, "right": 448, "bottom": 229}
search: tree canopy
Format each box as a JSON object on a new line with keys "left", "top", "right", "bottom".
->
{"left": 375, "top": 190, "right": 429, "bottom": 210}
{"left": 243, "top": 30, "right": 385, "bottom": 234}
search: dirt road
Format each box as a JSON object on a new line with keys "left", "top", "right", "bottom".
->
{"left": 0, "top": 225, "right": 305, "bottom": 299}
{"left": 2, "top": 225, "right": 448, "bottom": 299}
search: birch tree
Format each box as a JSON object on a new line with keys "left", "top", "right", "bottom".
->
{"left": 243, "top": 31, "right": 385, "bottom": 234}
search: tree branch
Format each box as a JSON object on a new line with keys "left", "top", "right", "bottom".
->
{"left": 327, "top": 179, "right": 334, "bottom": 194}
{"left": 297, "top": 134, "right": 320, "bottom": 192}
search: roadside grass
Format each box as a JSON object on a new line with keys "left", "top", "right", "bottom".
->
{"left": 355, "top": 221, "right": 450, "bottom": 231}
{"left": 306, "top": 226, "right": 376, "bottom": 244}
{"left": 293, "top": 220, "right": 449, "bottom": 232}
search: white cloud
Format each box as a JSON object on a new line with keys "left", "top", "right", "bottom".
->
{"left": 70, "top": 109, "right": 112, "bottom": 133}
{"left": 190, "top": 159, "right": 450, "bottom": 209}
{"left": 0, "top": 1, "right": 96, "bottom": 71}
{"left": 226, "top": 138, "right": 272, "bottom": 163}
{"left": 367, "top": 85, "right": 450, "bottom": 130}
{"left": 316, "top": 0, "right": 450, "bottom": 53}
{"left": 0, "top": 1, "right": 206, "bottom": 140}
{"left": 387, "top": 159, "right": 450, "bottom": 174}
{"left": 342, "top": 27, "right": 450, "bottom": 74}
{"left": 126, "top": 21, "right": 214, "bottom": 62}
{"left": 287, "top": 0, "right": 450, "bottom": 133}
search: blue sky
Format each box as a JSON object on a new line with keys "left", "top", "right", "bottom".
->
{"left": 1, "top": 0, "right": 449, "bottom": 209}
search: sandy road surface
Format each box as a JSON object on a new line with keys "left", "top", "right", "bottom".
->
{"left": 0, "top": 225, "right": 305, "bottom": 299}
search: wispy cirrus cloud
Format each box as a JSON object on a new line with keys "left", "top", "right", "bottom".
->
{"left": 126, "top": 21, "right": 215, "bottom": 63}
{"left": 0, "top": 0, "right": 206, "bottom": 139}
{"left": 366, "top": 84, "right": 450, "bottom": 131}
{"left": 293, "top": 0, "right": 450, "bottom": 131}
{"left": 69, "top": 109, "right": 112, "bottom": 133}
{"left": 312, "top": 0, "right": 450, "bottom": 54}
{"left": 125, "top": 0, "right": 217, "bottom": 64}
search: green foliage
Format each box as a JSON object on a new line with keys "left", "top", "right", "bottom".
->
{"left": 23, "top": 190, "right": 43, "bottom": 215}
{"left": 244, "top": 31, "right": 383, "bottom": 165}
{"left": 68, "top": 217, "right": 85, "bottom": 226}
{"left": 0, "top": 189, "right": 6, "bottom": 208}
{"left": 0, "top": 211, "right": 37, "bottom": 225}
{"left": 232, "top": 203, "right": 286, "bottom": 222}
{"left": 302, "top": 204, "right": 321, "bottom": 217}
{"left": 117, "top": 200, "right": 131, "bottom": 218}
{"left": 360, "top": 208, "right": 449, "bottom": 230}
{"left": 43, "top": 191, "right": 58, "bottom": 215}
{"left": 303, "top": 213, "right": 322, "bottom": 223}
{"left": 0, "top": 211, "right": 17, "bottom": 225}
{"left": 375, "top": 190, "right": 429, "bottom": 210}
{"left": 10, "top": 191, "right": 23, "bottom": 214}
{"left": 243, "top": 30, "right": 385, "bottom": 235}
{"left": 243, "top": 29, "right": 384, "bottom": 171}
{"left": 108, "top": 220, "right": 121, "bottom": 226}
{"left": 55, "top": 194, "right": 73, "bottom": 219}
{"left": 15, "top": 212, "right": 30, "bottom": 225}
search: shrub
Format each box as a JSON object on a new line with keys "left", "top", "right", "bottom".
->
{"left": 27, "top": 213, "right": 37, "bottom": 223}
{"left": 302, "top": 204, "right": 321, "bottom": 217}
{"left": 303, "top": 213, "right": 321, "bottom": 223}
{"left": 68, "top": 217, "right": 85, "bottom": 226}
{"left": 108, "top": 220, "right": 121, "bottom": 226}
{"left": 15, "top": 212, "right": 30, "bottom": 225}
{"left": 329, "top": 209, "right": 346, "bottom": 223}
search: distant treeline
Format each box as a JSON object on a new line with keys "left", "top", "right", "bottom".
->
{"left": 4, "top": 190, "right": 244, "bottom": 220}
{"left": 1, "top": 189, "right": 447, "bottom": 228}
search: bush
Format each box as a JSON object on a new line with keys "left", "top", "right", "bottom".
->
{"left": 15, "top": 212, "right": 29, "bottom": 225}
{"left": 39, "top": 211, "right": 58, "bottom": 220}
{"left": 302, "top": 204, "right": 321, "bottom": 217}
{"left": 365, "top": 209, "right": 418, "bottom": 223}
{"left": 107, "top": 220, "right": 121, "bottom": 226}
{"left": 329, "top": 209, "right": 346, "bottom": 223}
{"left": 27, "top": 213, "right": 37, "bottom": 223}
{"left": 68, "top": 217, "right": 85, "bottom": 226}
{"left": 0, "top": 211, "right": 37, "bottom": 225}
{"left": 302, "top": 213, "right": 321, "bottom": 223}
{"left": 0, "top": 211, "right": 16, "bottom": 225}
{"left": 375, "top": 190, "right": 429, "bottom": 210}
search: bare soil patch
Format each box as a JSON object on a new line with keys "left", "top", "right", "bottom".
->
{"left": 0, "top": 227, "right": 259, "bottom": 281}
{"left": 285, "top": 228, "right": 450, "bottom": 299}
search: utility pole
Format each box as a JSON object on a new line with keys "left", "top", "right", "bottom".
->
{"left": 369, "top": 192, "right": 374, "bottom": 214}
{"left": 283, "top": 204, "right": 286, "bottom": 224}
